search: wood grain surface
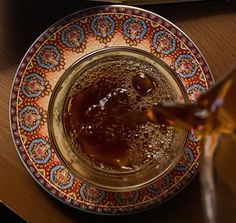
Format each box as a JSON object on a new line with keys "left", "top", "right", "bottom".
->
{"left": 0, "top": 1, "right": 235, "bottom": 222}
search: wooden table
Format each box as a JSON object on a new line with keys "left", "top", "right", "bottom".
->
{"left": 0, "top": 1, "right": 235, "bottom": 222}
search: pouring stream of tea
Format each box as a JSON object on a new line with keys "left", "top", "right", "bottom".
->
{"left": 116, "top": 67, "right": 236, "bottom": 223}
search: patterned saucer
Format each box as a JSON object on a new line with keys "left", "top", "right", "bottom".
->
{"left": 10, "top": 5, "right": 214, "bottom": 215}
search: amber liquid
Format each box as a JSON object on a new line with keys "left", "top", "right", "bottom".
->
{"left": 63, "top": 57, "right": 183, "bottom": 172}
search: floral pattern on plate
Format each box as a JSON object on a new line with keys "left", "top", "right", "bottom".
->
{"left": 10, "top": 5, "right": 213, "bottom": 215}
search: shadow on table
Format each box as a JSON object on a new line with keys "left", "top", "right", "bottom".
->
{"left": 0, "top": 202, "right": 26, "bottom": 223}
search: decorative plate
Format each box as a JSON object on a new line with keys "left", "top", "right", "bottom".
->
{"left": 10, "top": 5, "right": 213, "bottom": 215}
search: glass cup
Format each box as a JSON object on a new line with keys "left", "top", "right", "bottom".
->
{"left": 48, "top": 47, "right": 189, "bottom": 192}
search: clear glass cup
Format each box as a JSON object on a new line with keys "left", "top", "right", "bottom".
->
{"left": 48, "top": 47, "right": 189, "bottom": 192}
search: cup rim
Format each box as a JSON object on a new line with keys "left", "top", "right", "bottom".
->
{"left": 48, "top": 46, "right": 190, "bottom": 192}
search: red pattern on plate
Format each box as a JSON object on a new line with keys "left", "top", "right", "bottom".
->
{"left": 10, "top": 5, "right": 213, "bottom": 215}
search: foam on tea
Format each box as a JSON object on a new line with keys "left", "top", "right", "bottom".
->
{"left": 63, "top": 56, "right": 180, "bottom": 172}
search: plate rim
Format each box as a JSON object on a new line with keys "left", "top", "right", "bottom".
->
{"left": 9, "top": 4, "right": 214, "bottom": 215}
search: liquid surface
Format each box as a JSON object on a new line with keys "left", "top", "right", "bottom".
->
{"left": 63, "top": 57, "right": 182, "bottom": 172}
